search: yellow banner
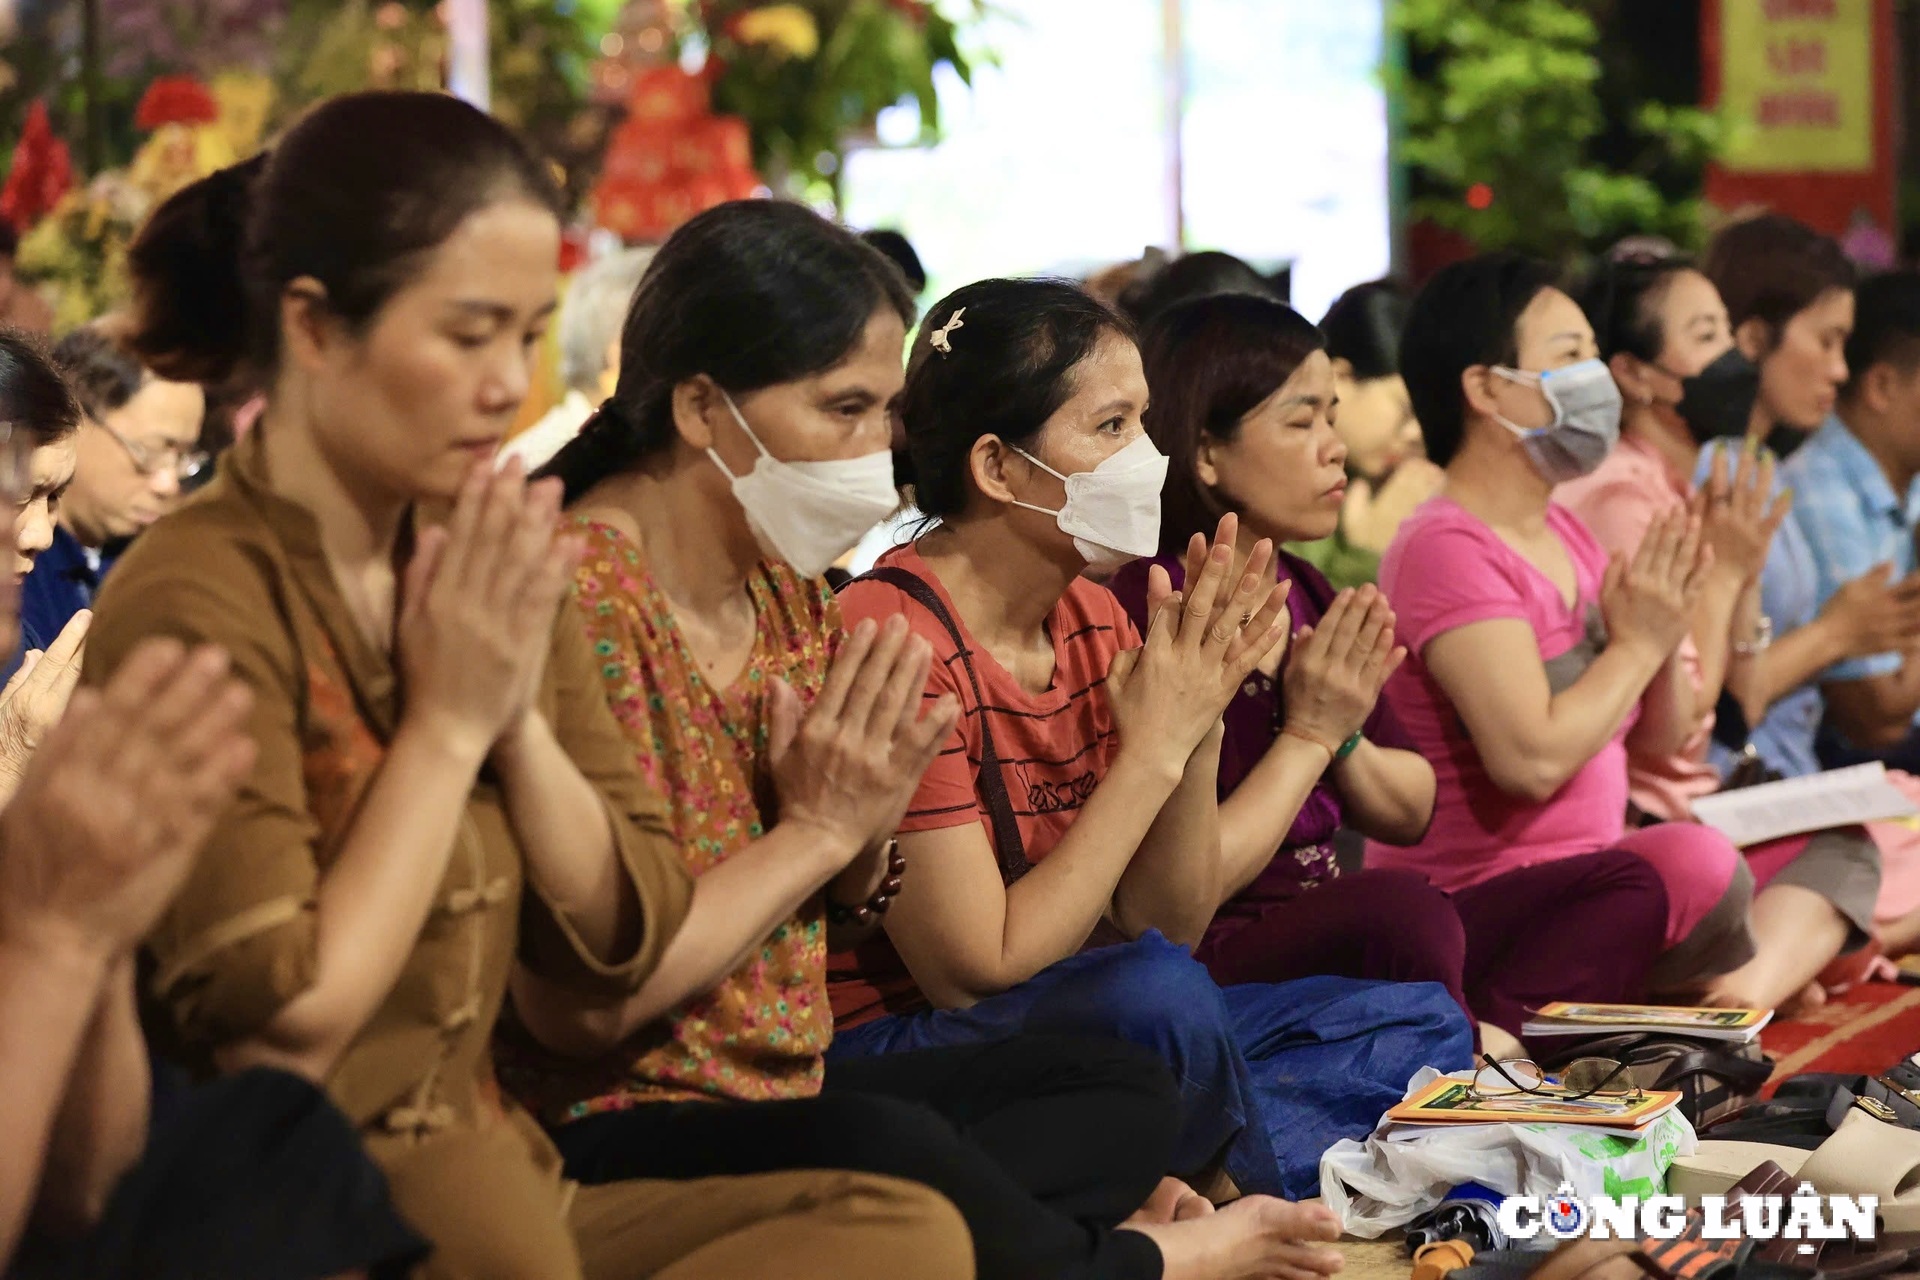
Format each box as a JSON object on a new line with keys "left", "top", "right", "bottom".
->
{"left": 1720, "top": 0, "right": 1874, "bottom": 173}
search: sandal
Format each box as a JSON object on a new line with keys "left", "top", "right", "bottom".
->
{"left": 1669, "top": 1098, "right": 1920, "bottom": 1234}
{"left": 1794, "top": 1103, "right": 1920, "bottom": 1235}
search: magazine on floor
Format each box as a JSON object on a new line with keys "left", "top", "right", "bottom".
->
{"left": 1521, "top": 1001, "right": 1772, "bottom": 1042}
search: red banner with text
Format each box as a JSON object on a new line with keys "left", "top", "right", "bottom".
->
{"left": 1702, "top": 0, "right": 1897, "bottom": 242}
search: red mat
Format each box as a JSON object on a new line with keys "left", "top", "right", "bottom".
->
{"left": 1758, "top": 979, "right": 1920, "bottom": 1089}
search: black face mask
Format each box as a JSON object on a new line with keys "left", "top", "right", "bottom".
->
{"left": 1664, "top": 348, "right": 1761, "bottom": 444}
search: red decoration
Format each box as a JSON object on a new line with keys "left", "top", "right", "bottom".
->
{"left": 884, "top": 0, "right": 928, "bottom": 25}
{"left": 135, "top": 76, "right": 220, "bottom": 131}
{"left": 1466, "top": 183, "right": 1495, "bottom": 211}
{"left": 0, "top": 102, "right": 75, "bottom": 233}
{"left": 591, "top": 65, "right": 765, "bottom": 243}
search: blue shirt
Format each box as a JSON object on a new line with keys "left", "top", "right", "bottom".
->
{"left": 1780, "top": 415, "right": 1920, "bottom": 684}
{"left": 19, "top": 525, "right": 112, "bottom": 656}
{"left": 1694, "top": 440, "right": 1826, "bottom": 778}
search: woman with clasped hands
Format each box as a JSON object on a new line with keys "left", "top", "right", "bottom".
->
{"left": 90, "top": 91, "right": 971, "bottom": 1280}
{"left": 1370, "top": 251, "right": 1757, "bottom": 1012}
{"left": 827, "top": 277, "right": 1472, "bottom": 1208}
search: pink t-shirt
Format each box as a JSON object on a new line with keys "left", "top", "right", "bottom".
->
{"left": 1555, "top": 437, "right": 1719, "bottom": 822}
{"left": 1366, "top": 496, "right": 1632, "bottom": 890}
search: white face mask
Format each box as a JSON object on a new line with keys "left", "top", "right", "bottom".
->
{"left": 707, "top": 391, "right": 900, "bottom": 579}
{"left": 1010, "top": 432, "right": 1168, "bottom": 570}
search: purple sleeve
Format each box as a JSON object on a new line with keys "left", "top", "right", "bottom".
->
{"left": 1275, "top": 550, "right": 1410, "bottom": 751}
{"left": 1105, "top": 556, "right": 1180, "bottom": 638}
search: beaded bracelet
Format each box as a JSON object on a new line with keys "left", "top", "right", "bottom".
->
{"left": 825, "top": 840, "right": 906, "bottom": 927}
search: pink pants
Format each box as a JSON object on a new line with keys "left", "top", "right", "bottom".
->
{"left": 1610, "top": 823, "right": 1746, "bottom": 950}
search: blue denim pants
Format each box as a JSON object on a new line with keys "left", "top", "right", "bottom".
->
{"left": 828, "top": 931, "right": 1473, "bottom": 1199}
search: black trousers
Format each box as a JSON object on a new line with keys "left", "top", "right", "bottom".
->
{"left": 9, "top": 1066, "right": 426, "bottom": 1280}
{"left": 553, "top": 1034, "right": 1175, "bottom": 1280}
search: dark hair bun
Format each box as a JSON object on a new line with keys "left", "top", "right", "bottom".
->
{"left": 127, "top": 154, "right": 265, "bottom": 386}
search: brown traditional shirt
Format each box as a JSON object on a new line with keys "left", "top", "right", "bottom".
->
{"left": 84, "top": 430, "right": 693, "bottom": 1201}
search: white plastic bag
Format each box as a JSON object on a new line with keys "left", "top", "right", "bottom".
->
{"left": 1318, "top": 1068, "right": 1699, "bottom": 1239}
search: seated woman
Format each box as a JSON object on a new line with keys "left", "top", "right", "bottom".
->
{"left": 0, "top": 332, "right": 423, "bottom": 1280}
{"left": 1292, "top": 281, "right": 1444, "bottom": 589}
{"left": 1375, "top": 251, "right": 1755, "bottom": 1004}
{"left": 90, "top": 92, "right": 974, "bottom": 1280}
{"left": 0, "top": 332, "right": 86, "bottom": 804}
{"left": 1697, "top": 216, "right": 1920, "bottom": 966}
{"left": 1109, "top": 292, "right": 1673, "bottom": 1052}
{"left": 1557, "top": 255, "right": 1879, "bottom": 1008}
{"left": 827, "top": 277, "right": 1474, "bottom": 1203}
{"left": 500, "top": 198, "right": 1338, "bottom": 1280}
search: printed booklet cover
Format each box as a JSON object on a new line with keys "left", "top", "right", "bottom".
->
{"left": 1521, "top": 1002, "right": 1771, "bottom": 1042}
{"left": 1386, "top": 1076, "right": 1681, "bottom": 1128}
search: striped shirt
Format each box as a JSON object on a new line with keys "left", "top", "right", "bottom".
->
{"left": 826, "top": 543, "right": 1138, "bottom": 1027}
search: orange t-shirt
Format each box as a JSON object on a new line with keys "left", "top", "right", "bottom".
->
{"left": 826, "top": 543, "right": 1139, "bottom": 1027}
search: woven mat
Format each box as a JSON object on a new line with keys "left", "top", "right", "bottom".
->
{"left": 1758, "top": 976, "right": 1920, "bottom": 1087}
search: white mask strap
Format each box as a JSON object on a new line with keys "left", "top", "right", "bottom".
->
{"left": 710, "top": 389, "right": 773, "bottom": 482}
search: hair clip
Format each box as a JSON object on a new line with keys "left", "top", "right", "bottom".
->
{"left": 930, "top": 308, "right": 966, "bottom": 356}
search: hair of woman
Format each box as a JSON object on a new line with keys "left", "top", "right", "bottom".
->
{"left": 1141, "top": 292, "right": 1325, "bottom": 556}
{"left": 0, "top": 328, "right": 81, "bottom": 446}
{"left": 1398, "top": 251, "right": 1561, "bottom": 466}
{"left": 540, "top": 199, "right": 915, "bottom": 503}
{"left": 1701, "top": 213, "right": 1855, "bottom": 344}
{"left": 127, "top": 90, "right": 562, "bottom": 387}
{"left": 896, "top": 277, "right": 1132, "bottom": 521}
{"left": 1319, "top": 279, "right": 1408, "bottom": 382}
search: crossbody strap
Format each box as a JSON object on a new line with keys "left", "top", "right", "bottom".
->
{"left": 848, "top": 566, "right": 1031, "bottom": 884}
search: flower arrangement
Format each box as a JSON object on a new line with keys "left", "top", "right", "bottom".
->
{"left": 11, "top": 71, "right": 276, "bottom": 333}
{"left": 692, "top": 0, "right": 989, "bottom": 200}
{"left": 16, "top": 171, "right": 148, "bottom": 333}
{"left": 0, "top": 102, "right": 75, "bottom": 233}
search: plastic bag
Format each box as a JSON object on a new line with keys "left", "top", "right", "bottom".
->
{"left": 1318, "top": 1068, "right": 1699, "bottom": 1239}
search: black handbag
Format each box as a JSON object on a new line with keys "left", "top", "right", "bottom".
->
{"left": 1698, "top": 1068, "right": 1920, "bottom": 1149}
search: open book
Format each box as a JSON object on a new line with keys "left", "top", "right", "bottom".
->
{"left": 1522, "top": 1001, "right": 1771, "bottom": 1042}
{"left": 1690, "top": 762, "right": 1917, "bottom": 847}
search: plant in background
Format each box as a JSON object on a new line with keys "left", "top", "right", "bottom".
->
{"left": 697, "top": 0, "right": 989, "bottom": 203}
{"left": 1392, "top": 0, "right": 1722, "bottom": 259}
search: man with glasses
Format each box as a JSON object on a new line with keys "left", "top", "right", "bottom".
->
{"left": 22, "top": 325, "right": 205, "bottom": 653}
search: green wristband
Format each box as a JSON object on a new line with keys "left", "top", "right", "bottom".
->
{"left": 1333, "top": 731, "right": 1364, "bottom": 762}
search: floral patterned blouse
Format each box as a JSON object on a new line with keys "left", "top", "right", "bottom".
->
{"left": 503, "top": 518, "right": 843, "bottom": 1122}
